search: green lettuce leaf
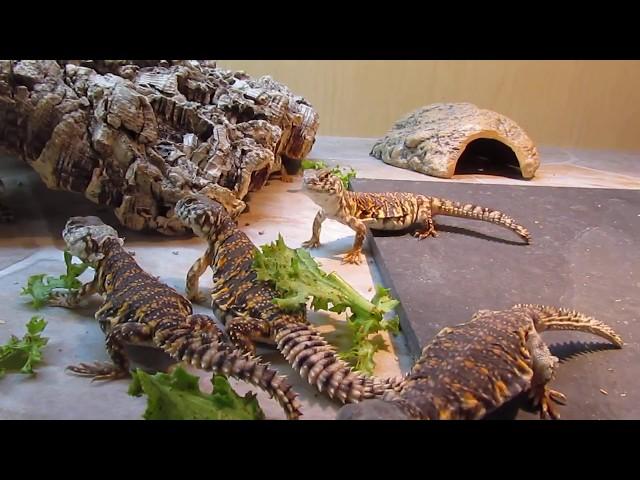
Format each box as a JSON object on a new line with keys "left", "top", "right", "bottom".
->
{"left": 21, "top": 251, "right": 90, "bottom": 308}
{"left": 128, "top": 367, "right": 265, "bottom": 420}
{"left": 253, "top": 235, "right": 399, "bottom": 374}
{"left": 0, "top": 316, "right": 49, "bottom": 377}
{"left": 301, "top": 159, "right": 357, "bottom": 188}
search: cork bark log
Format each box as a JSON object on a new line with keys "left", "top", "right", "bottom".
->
{"left": 0, "top": 60, "right": 319, "bottom": 234}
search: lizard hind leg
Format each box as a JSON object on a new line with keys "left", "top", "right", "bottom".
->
{"left": 413, "top": 212, "right": 438, "bottom": 240}
{"left": 341, "top": 215, "right": 367, "bottom": 264}
{"left": 527, "top": 330, "right": 566, "bottom": 419}
{"left": 66, "top": 361, "right": 129, "bottom": 382}
{"left": 67, "top": 322, "right": 152, "bottom": 382}
{"left": 226, "top": 316, "right": 271, "bottom": 356}
{"left": 530, "top": 382, "right": 567, "bottom": 420}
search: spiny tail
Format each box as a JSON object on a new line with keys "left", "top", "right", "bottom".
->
{"left": 155, "top": 314, "right": 302, "bottom": 420}
{"left": 514, "top": 304, "right": 624, "bottom": 347}
{"left": 431, "top": 197, "right": 531, "bottom": 243}
{"left": 275, "top": 322, "right": 404, "bottom": 404}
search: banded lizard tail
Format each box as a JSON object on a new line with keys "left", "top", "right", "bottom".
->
{"left": 174, "top": 194, "right": 404, "bottom": 405}
{"left": 301, "top": 169, "right": 531, "bottom": 264}
{"left": 49, "top": 216, "right": 302, "bottom": 419}
{"left": 336, "top": 304, "right": 622, "bottom": 420}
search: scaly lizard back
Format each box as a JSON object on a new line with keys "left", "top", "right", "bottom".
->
{"left": 337, "top": 304, "right": 622, "bottom": 420}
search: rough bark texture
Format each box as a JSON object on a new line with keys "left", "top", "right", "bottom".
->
{"left": 370, "top": 103, "right": 540, "bottom": 179}
{"left": 0, "top": 60, "right": 319, "bottom": 234}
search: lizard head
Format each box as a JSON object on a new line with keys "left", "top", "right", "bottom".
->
{"left": 302, "top": 168, "right": 345, "bottom": 206}
{"left": 62, "top": 216, "right": 123, "bottom": 264}
{"left": 174, "top": 194, "right": 231, "bottom": 238}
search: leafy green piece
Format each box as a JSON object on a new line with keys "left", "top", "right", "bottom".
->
{"left": 332, "top": 166, "right": 357, "bottom": 188}
{"left": 301, "top": 159, "right": 357, "bottom": 188}
{"left": 21, "top": 251, "right": 90, "bottom": 308}
{"left": 301, "top": 159, "right": 328, "bottom": 170}
{"left": 0, "top": 316, "right": 49, "bottom": 377}
{"left": 128, "top": 367, "right": 265, "bottom": 420}
{"left": 253, "top": 235, "right": 399, "bottom": 374}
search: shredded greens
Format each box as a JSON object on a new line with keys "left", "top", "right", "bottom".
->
{"left": 21, "top": 251, "right": 90, "bottom": 309}
{"left": 0, "top": 316, "right": 49, "bottom": 378}
{"left": 253, "top": 235, "right": 399, "bottom": 374}
{"left": 301, "top": 159, "right": 357, "bottom": 188}
{"left": 128, "top": 367, "right": 265, "bottom": 420}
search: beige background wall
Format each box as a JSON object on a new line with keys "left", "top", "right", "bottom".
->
{"left": 218, "top": 61, "right": 640, "bottom": 151}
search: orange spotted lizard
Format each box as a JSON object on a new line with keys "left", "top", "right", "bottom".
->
{"left": 337, "top": 304, "right": 623, "bottom": 420}
{"left": 302, "top": 169, "right": 531, "bottom": 264}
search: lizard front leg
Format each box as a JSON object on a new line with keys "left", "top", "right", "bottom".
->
{"left": 302, "top": 210, "right": 326, "bottom": 249}
{"left": 48, "top": 277, "right": 100, "bottom": 308}
{"left": 343, "top": 216, "right": 367, "bottom": 265}
{"left": 67, "top": 322, "right": 152, "bottom": 381}
{"left": 226, "top": 316, "right": 271, "bottom": 356}
{"left": 186, "top": 246, "right": 213, "bottom": 304}
{"left": 527, "top": 332, "right": 566, "bottom": 419}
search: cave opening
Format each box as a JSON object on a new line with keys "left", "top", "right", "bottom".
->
{"left": 454, "top": 138, "right": 524, "bottom": 179}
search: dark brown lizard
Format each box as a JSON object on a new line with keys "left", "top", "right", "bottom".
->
{"left": 48, "top": 216, "right": 302, "bottom": 419}
{"left": 174, "top": 194, "right": 403, "bottom": 405}
{"left": 301, "top": 169, "right": 531, "bottom": 264}
{"left": 336, "top": 304, "right": 623, "bottom": 420}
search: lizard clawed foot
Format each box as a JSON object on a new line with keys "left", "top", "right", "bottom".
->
{"left": 413, "top": 228, "right": 438, "bottom": 240}
{"left": 47, "top": 293, "right": 75, "bottom": 308}
{"left": 530, "top": 386, "right": 567, "bottom": 419}
{"left": 302, "top": 239, "right": 320, "bottom": 249}
{"left": 229, "top": 334, "right": 258, "bottom": 357}
{"left": 66, "top": 362, "right": 129, "bottom": 382}
{"left": 342, "top": 249, "right": 363, "bottom": 265}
